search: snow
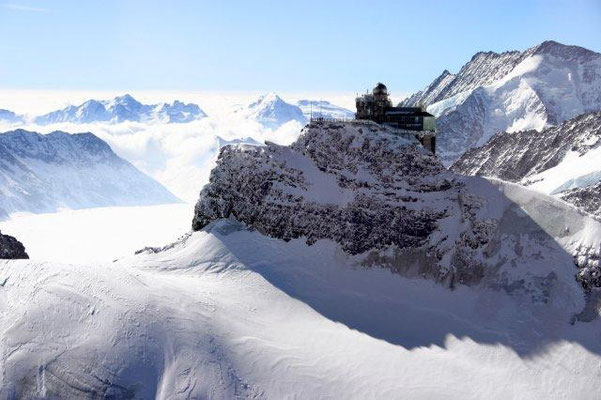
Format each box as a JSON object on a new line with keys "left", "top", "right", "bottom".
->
{"left": 35, "top": 94, "right": 207, "bottom": 124}
{"left": 411, "top": 42, "right": 601, "bottom": 164}
{"left": 527, "top": 146, "right": 601, "bottom": 194}
{"left": 0, "top": 204, "right": 192, "bottom": 264}
{"left": 2, "top": 209, "right": 601, "bottom": 398}
{"left": 0, "top": 130, "right": 180, "bottom": 216}
{"left": 296, "top": 99, "right": 354, "bottom": 119}
{"left": 1, "top": 117, "right": 601, "bottom": 397}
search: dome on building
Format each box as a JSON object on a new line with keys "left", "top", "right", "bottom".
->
{"left": 373, "top": 82, "right": 388, "bottom": 95}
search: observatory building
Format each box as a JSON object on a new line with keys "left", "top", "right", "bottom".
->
{"left": 356, "top": 83, "right": 436, "bottom": 153}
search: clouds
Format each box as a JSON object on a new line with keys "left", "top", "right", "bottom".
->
{"left": 0, "top": 91, "right": 355, "bottom": 202}
{"left": 0, "top": 94, "right": 306, "bottom": 202}
{"left": 2, "top": 3, "right": 48, "bottom": 12}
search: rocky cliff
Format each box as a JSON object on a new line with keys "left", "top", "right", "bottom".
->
{"left": 193, "top": 121, "right": 601, "bottom": 295}
{"left": 0, "top": 231, "right": 28, "bottom": 259}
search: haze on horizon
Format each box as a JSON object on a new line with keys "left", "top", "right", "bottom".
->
{"left": 0, "top": 0, "right": 599, "bottom": 94}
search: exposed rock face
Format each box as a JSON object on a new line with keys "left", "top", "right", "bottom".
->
{"left": 451, "top": 111, "right": 601, "bottom": 217}
{"left": 560, "top": 183, "right": 601, "bottom": 218}
{"left": 403, "top": 41, "right": 601, "bottom": 164}
{"left": 193, "top": 121, "right": 598, "bottom": 296}
{"left": 194, "top": 121, "right": 450, "bottom": 255}
{"left": 0, "top": 231, "right": 28, "bottom": 259}
{"left": 452, "top": 111, "right": 601, "bottom": 182}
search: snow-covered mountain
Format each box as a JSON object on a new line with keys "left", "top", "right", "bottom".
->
{"left": 237, "top": 93, "right": 307, "bottom": 128}
{"left": 3, "top": 121, "right": 601, "bottom": 398}
{"left": 194, "top": 120, "right": 600, "bottom": 287}
{"left": 35, "top": 94, "right": 207, "bottom": 124}
{"left": 0, "top": 129, "right": 180, "bottom": 216}
{"left": 452, "top": 111, "right": 601, "bottom": 216}
{"left": 296, "top": 100, "right": 354, "bottom": 120}
{"left": 403, "top": 40, "right": 601, "bottom": 164}
{"left": 0, "top": 231, "right": 28, "bottom": 259}
{"left": 0, "top": 109, "right": 24, "bottom": 124}
{"left": 215, "top": 136, "right": 263, "bottom": 148}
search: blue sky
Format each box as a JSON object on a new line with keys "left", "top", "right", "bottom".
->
{"left": 0, "top": 0, "right": 599, "bottom": 93}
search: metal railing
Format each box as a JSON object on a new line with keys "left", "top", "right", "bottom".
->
{"left": 309, "top": 117, "right": 356, "bottom": 123}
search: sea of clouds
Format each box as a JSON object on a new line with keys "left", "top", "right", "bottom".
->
{"left": 0, "top": 90, "right": 363, "bottom": 201}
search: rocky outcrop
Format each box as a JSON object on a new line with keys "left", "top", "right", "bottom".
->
{"left": 451, "top": 111, "right": 601, "bottom": 182}
{"left": 194, "top": 121, "right": 450, "bottom": 255}
{"left": 560, "top": 182, "right": 601, "bottom": 219}
{"left": 193, "top": 121, "right": 597, "bottom": 298}
{"left": 0, "top": 231, "right": 28, "bottom": 259}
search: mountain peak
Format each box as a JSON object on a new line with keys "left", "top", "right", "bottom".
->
{"left": 256, "top": 92, "right": 282, "bottom": 104}
{"left": 35, "top": 95, "right": 207, "bottom": 124}
{"left": 244, "top": 93, "right": 306, "bottom": 128}
{"left": 531, "top": 40, "right": 600, "bottom": 59}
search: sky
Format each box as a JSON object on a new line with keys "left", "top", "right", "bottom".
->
{"left": 0, "top": 0, "right": 600, "bottom": 94}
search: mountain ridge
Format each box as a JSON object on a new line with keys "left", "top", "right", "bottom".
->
{"left": 402, "top": 40, "right": 601, "bottom": 164}
{"left": 0, "top": 129, "right": 180, "bottom": 216}
{"left": 35, "top": 94, "right": 207, "bottom": 124}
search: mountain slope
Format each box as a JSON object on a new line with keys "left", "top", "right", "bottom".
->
{"left": 3, "top": 121, "right": 601, "bottom": 398}
{"left": 452, "top": 111, "right": 601, "bottom": 184}
{"left": 451, "top": 111, "right": 601, "bottom": 216}
{"left": 560, "top": 182, "right": 601, "bottom": 218}
{"left": 403, "top": 41, "right": 601, "bottom": 164}
{"left": 35, "top": 94, "right": 207, "bottom": 124}
{"left": 0, "top": 109, "right": 24, "bottom": 125}
{"left": 237, "top": 93, "right": 307, "bottom": 128}
{"left": 0, "top": 129, "right": 179, "bottom": 216}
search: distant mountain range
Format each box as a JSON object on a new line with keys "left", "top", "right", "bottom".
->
{"left": 235, "top": 94, "right": 353, "bottom": 129}
{"left": 35, "top": 94, "right": 207, "bottom": 124}
{"left": 296, "top": 100, "right": 354, "bottom": 120}
{"left": 403, "top": 40, "right": 601, "bottom": 165}
{"left": 0, "top": 129, "right": 179, "bottom": 217}
{"left": 0, "top": 109, "right": 24, "bottom": 124}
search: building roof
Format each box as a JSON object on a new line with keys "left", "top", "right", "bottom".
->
{"left": 385, "top": 107, "right": 434, "bottom": 117}
{"left": 373, "top": 82, "right": 388, "bottom": 95}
